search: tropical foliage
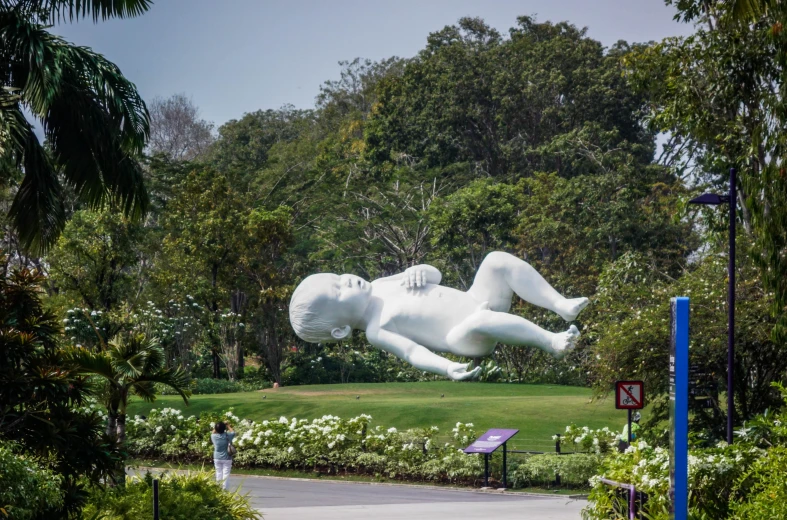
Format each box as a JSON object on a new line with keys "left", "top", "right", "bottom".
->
{"left": 0, "top": 441, "right": 63, "bottom": 520}
{"left": 0, "top": 0, "right": 151, "bottom": 252}
{"left": 0, "top": 267, "right": 119, "bottom": 515}
{"left": 83, "top": 471, "right": 261, "bottom": 520}
{"left": 583, "top": 384, "right": 787, "bottom": 520}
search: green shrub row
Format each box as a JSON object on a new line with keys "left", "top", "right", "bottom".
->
{"left": 156, "top": 377, "right": 269, "bottom": 395}
{"left": 127, "top": 408, "right": 485, "bottom": 484}
{"left": 511, "top": 454, "right": 603, "bottom": 488}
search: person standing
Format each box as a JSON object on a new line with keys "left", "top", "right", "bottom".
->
{"left": 211, "top": 421, "right": 235, "bottom": 489}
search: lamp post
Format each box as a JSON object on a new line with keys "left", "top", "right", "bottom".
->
{"left": 688, "top": 167, "right": 736, "bottom": 444}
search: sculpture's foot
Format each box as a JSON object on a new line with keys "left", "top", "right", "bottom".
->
{"left": 555, "top": 297, "right": 589, "bottom": 322}
{"left": 551, "top": 325, "right": 580, "bottom": 358}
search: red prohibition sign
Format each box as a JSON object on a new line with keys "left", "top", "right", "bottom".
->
{"left": 615, "top": 380, "right": 644, "bottom": 410}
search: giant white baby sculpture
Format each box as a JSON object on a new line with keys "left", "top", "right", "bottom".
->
{"left": 289, "top": 251, "right": 589, "bottom": 381}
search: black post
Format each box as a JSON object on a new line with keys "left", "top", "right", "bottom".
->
{"left": 628, "top": 409, "right": 633, "bottom": 444}
{"left": 555, "top": 434, "right": 561, "bottom": 454}
{"left": 484, "top": 453, "right": 489, "bottom": 487}
{"left": 728, "top": 167, "right": 736, "bottom": 445}
{"left": 502, "top": 442, "right": 507, "bottom": 489}
{"left": 153, "top": 479, "right": 159, "bottom": 520}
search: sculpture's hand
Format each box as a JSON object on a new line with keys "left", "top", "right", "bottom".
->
{"left": 400, "top": 266, "right": 428, "bottom": 289}
{"left": 447, "top": 362, "right": 482, "bottom": 381}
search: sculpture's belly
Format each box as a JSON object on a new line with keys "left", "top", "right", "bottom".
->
{"left": 387, "top": 286, "right": 478, "bottom": 352}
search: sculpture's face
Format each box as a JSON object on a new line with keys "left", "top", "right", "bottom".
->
{"left": 333, "top": 273, "right": 372, "bottom": 318}
{"left": 299, "top": 273, "right": 372, "bottom": 333}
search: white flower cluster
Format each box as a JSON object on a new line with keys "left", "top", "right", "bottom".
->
{"left": 559, "top": 424, "right": 618, "bottom": 455}
{"left": 124, "top": 408, "right": 483, "bottom": 482}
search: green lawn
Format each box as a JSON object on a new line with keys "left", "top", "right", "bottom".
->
{"left": 129, "top": 382, "right": 621, "bottom": 452}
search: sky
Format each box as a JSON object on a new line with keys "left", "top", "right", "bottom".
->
{"left": 52, "top": 0, "right": 696, "bottom": 128}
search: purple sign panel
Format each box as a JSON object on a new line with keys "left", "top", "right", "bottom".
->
{"left": 463, "top": 429, "right": 519, "bottom": 454}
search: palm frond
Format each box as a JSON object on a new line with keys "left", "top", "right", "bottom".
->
{"left": 135, "top": 368, "right": 192, "bottom": 404}
{"left": 108, "top": 334, "right": 148, "bottom": 377}
{"left": 129, "top": 380, "right": 156, "bottom": 402}
{"left": 730, "top": 0, "right": 770, "bottom": 20}
{"left": 1, "top": 9, "right": 149, "bottom": 248}
{"left": 14, "top": 0, "right": 153, "bottom": 23}
{"left": 6, "top": 110, "right": 66, "bottom": 252}
{"left": 63, "top": 347, "right": 116, "bottom": 381}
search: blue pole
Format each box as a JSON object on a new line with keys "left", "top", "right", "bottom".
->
{"left": 670, "top": 297, "right": 689, "bottom": 520}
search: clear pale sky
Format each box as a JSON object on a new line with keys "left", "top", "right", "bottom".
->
{"left": 52, "top": 0, "right": 695, "bottom": 127}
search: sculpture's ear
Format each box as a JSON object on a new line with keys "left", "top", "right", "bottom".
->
{"left": 331, "top": 325, "right": 352, "bottom": 340}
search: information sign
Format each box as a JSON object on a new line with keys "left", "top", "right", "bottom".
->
{"left": 463, "top": 429, "right": 519, "bottom": 454}
{"left": 463, "top": 428, "right": 519, "bottom": 488}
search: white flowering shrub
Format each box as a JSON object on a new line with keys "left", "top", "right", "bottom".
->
{"left": 582, "top": 440, "right": 762, "bottom": 520}
{"left": 126, "top": 409, "right": 484, "bottom": 483}
{"left": 559, "top": 424, "right": 619, "bottom": 455}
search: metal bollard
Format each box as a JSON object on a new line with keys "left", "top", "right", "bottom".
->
{"left": 153, "top": 478, "right": 159, "bottom": 520}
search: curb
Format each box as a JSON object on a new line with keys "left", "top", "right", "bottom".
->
{"left": 130, "top": 466, "right": 588, "bottom": 500}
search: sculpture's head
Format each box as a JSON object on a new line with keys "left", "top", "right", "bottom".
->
{"left": 289, "top": 273, "right": 372, "bottom": 343}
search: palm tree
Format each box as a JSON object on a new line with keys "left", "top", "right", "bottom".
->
{"left": 66, "top": 333, "right": 192, "bottom": 444}
{"left": 1, "top": 0, "right": 152, "bottom": 252}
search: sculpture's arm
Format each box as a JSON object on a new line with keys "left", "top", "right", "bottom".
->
{"left": 373, "top": 264, "right": 442, "bottom": 288}
{"left": 371, "top": 329, "right": 480, "bottom": 381}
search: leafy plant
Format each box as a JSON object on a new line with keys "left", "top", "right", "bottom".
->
{"left": 126, "top": 408, "right": 486, "bottom": 484}
{"left": 0, "top": 441, "right": 63, "bottom": 520}
{"left": 83, "top": 471, "right": 261, "bottom": 520}
{"left": 511, "top": 453, "right": 602, "bottom": 488}
{"left": 0, "top": 0, "right": 151, "bottom": 252}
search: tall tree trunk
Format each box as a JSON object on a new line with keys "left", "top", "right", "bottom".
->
{"left": 213, "top": 350, "right": 220, "bottom": 378}
{"left": 116, "top": 414, "right": 127, "bottom": 445}
{"left": 106, "top": 412, "right": 118, "bottom": 439}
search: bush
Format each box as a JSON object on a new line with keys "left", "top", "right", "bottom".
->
{"left": 126, "top": 408, "right": 485, "bottom": 484}
{"left": 83, "top": 471, "right": 260, "bottom": 520}
{"left": 729, "top": 446, "right": 787, "bottom": 520}
{"left": 0, "top": 442, "right": 63, "bottom": 520}
{"left": 560, "top": 425, "right": 619, "bottom": 455}
{"left": 511, "top": 454, "right": 602, "bottom": 488}
{"left": 156, "top": 378, "right": 269, "bottom": 395}
{"left": 582, "top": 440, "right": 763, "bottom": 520}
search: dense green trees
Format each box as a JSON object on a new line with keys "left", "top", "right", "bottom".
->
{"left": 35, "top": 14, "right": 699, "bottom": 394}
{"left": 611, "top": 0, "right": 787, "bottom": 428}
{"left": 5, "top": 6, "right": 780, "bottom": 454}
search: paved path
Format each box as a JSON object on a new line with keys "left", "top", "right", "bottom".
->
{"left": 227, "top": 475, "right": 586, "bottom": 520}
{"left": 132, "top": 468, "right": 586, "bottom": 519}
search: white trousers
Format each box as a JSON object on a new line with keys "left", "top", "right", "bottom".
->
{"left": 214, "top": 458, "right": 232, "bottom": 490}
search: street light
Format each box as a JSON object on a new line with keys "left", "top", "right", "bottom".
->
{"left": 688, "top": 167, "right": 736, "bottom": 444}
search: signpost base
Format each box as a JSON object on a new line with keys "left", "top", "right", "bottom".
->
{"left": 628, "top": 409, "right": 632, "bottom": 444}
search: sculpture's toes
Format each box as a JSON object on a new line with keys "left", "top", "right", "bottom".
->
{"left": 557, "top": 297, "right": 590, "bottom": 322}
{"left": 551, "top": 325, "right": 580, "bottom": 358}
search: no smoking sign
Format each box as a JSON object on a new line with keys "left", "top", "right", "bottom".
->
{"left": 615, "top": 380, "right": 644, "bottom": 409}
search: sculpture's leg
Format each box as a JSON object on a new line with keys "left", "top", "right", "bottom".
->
{"left": 446, "top": 310, "right": 580, "bottom": 358}
{"left": 467, "top": 251, "right": 588, "bottom": 321}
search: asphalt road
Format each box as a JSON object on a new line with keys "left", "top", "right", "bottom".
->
{"left": 131, "top": 469, "right": 586, "bottom": 520}
{"left": 228, "top": 475, "right": 586, "bottom": 520}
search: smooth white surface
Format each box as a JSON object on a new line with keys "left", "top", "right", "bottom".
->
{"left": 290, "top": 252, "right": 588, "bottom": 380}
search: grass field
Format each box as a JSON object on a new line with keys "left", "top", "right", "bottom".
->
{"left": 128, "top": 382, "right": 620, "bottom": 452}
